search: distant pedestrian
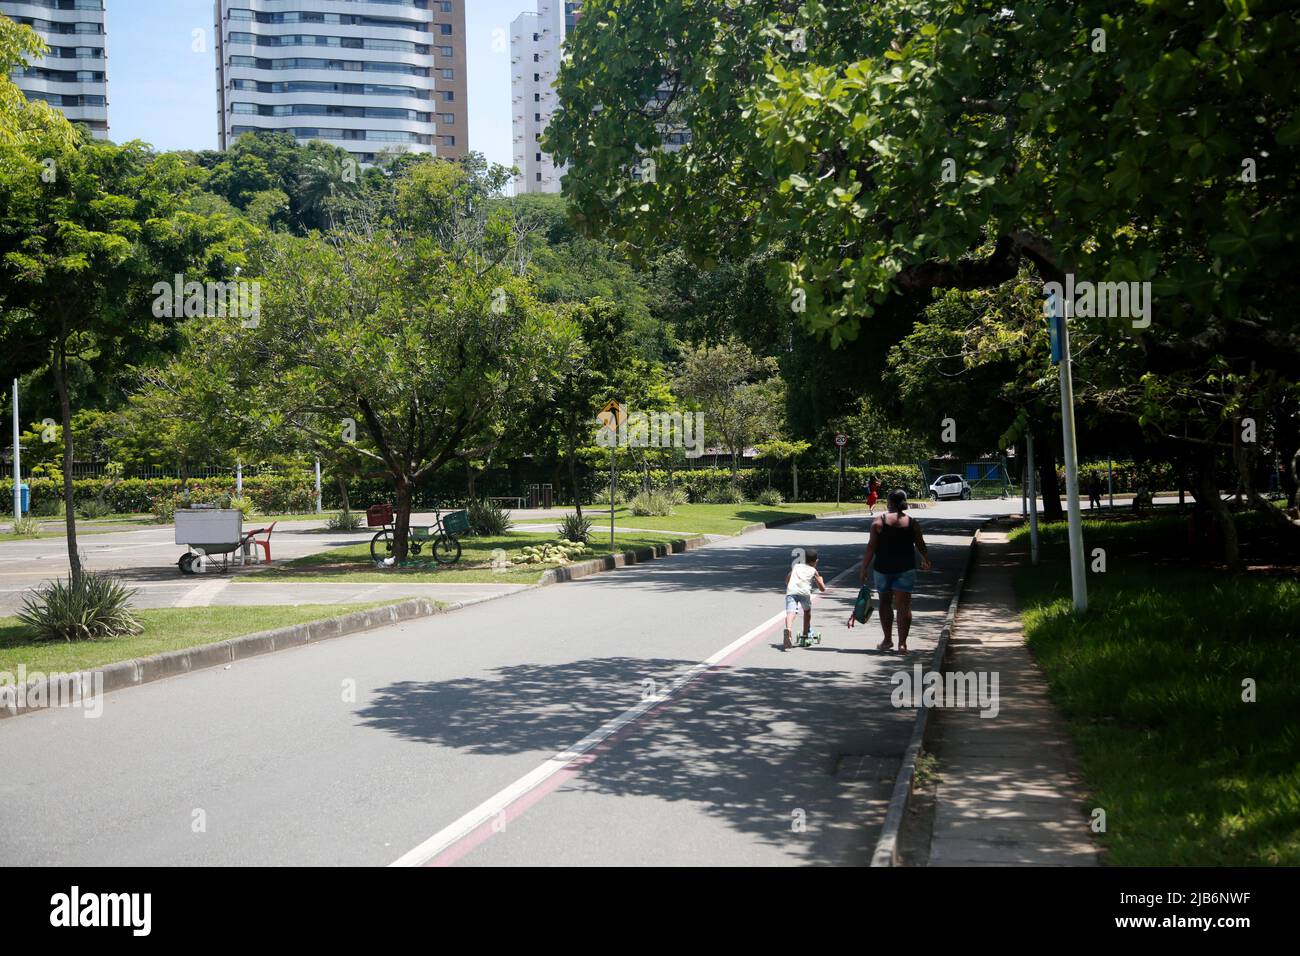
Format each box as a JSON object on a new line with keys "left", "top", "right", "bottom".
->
{"left": 783, "top": 547, "right": 827, "bottom": 650}
{"left": 1087, "top": 471, "right": 1103, "bottom": 510}
{"left": 866, "top": 476, "right": 880, "bottom": 514}
{"left": 857, "top": 490, "right": 931, "bottom": 653}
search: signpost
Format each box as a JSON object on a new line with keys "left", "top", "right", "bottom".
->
{"left": 834, "top": 433, "right": 847, "bottom": 507}
{"left": 11, "top": 379, "right": 20, "bottom": 521}
{"left": 1047, "top": 293, "right": 1087, "bottom": 613}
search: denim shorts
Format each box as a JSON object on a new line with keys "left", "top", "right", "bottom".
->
{"left": 785, "top": 593, "right": 812, "bottom": 613}
{"left": 873, "top": 569, "right": 916, "bottom": 594}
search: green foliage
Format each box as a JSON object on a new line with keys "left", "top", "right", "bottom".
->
{"left": 150, "top": 494, "right": 180, "bottom": 524}
{"left": 17, "top": 572, "right": 142, "bottom": 643}
{"left": 756, "top": 488, "right": 785, "bottom": 506}
{"left": 707, "top": 485, "right": 747, "bottom": 505}
{"left": 676, "top": 340, "right": 785, "bottom": 471}
{"left": 559, "top": 512, "right": 593, "bottom": 545}
{"left": 11, "top": 515, "right": 41, "bottom": 537}
{"left": 466, "top": 498, "right": 512, "bottom": 537}
{"left": 630, "top": 490, "right": 675, "bottom": 516}
{"left": 75, "top": 499, "right": 112, "bottom": 520}
{"left": 326, "top": 510, "right": 363, "bottom": 531}
{"left": 0, "top": 16, "right": 77, "bottom": 148}
{"left": 228, "top": 496, "right": 259, "bottom": 520}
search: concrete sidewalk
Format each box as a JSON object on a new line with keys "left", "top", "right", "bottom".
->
{"left": 926, "top": 528, "right": 1101, "bottom": 866}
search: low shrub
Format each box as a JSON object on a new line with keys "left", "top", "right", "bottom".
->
{"left": 756, "top": 488, "right": 785, "bottom": 506}
{"left": 228, "top": 495, "right": 259, "bottom": 519}
{"left": 76, "top": 499, "right": 113, "bottom": 520}
{"left": 31, "top": 496, "right": 64, "bottom": 517}
{"left": 17, "top": 572, "right": 143, "bottom": 643}
{"left": 630, "top": 490, "right": 675, "bottom": 516}
{"left": 150, "top": 494, "right": 180, "bottom": 524}
{"left": 326, "top": 509, "right": 363, "bottom": 531}
{"left": 466, "top": 497, "right": 512, "bottom": 536}
{"left": 592, "top": 486, "right": 628, "bottom": 507}
{"left": 11, "top": 515, "right": 41, "bottom": 537}
{"left": 707, "top": 484, "right": 746, "bottom": 505}
{"left": 559, "top": 512, "right": 592, "bottom": 544}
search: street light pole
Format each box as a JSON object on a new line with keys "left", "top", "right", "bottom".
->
{"left": 1053, "top": 293, "right": 1088, "bottom": 613}
{"left": 11, "top": 379, "right": 20, "bottom": 521}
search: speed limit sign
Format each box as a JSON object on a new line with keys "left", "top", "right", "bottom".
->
{"left": 834, "top": 433, "right": 848, "bottom": 447}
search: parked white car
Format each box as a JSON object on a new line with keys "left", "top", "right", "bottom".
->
{"left": 929, "top": 474, "right": 972, "bottom": 500}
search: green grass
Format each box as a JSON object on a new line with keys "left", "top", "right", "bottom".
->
{"left": 1015, "top": 517, "right": 1300, "bottom": 865}
{"left": 246, "top": 531, "right": 691, "bottom": 584}
{"left": 515, "top": 501, "right": 885, "bottom": 535}
{"left": 0, "top": 602, "right": 392, "bottom": 674}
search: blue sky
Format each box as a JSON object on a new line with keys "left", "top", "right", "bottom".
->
{"left": 104, "top": 0, "right": 522, "bottom": 167}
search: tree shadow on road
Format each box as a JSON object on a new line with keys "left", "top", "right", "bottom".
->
{"left": 356, "top": 655, "right": 916, "bottom": 865}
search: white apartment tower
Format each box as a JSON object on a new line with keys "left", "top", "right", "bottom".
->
{"left": 0, "top": 0, "right": 109, "bottom": 138}
{"left": 214, "top": 0, "right": 468, "bottom": 165}
{"left": 511, "top": 1, "right": 580, "bottom": 194}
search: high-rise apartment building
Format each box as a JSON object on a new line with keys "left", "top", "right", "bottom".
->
{"left": 511, "top": 1, "right": 580, "bottom": 194}
{"left": 1, "top": 0, "right": 110, "bottom": 138}
{"left": 214, "top": 0, "right": 467, "bottom": 165}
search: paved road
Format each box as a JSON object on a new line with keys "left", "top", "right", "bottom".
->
{"left": 0, "top": 500, "right": 1011, "bottom": 866}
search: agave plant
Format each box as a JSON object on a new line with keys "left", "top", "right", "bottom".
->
{"left": 17, "top": 572, "right": 143, "bottom": 643}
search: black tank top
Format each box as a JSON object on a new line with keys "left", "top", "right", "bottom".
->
{"left": 875, "top": 515, "right": 916, "bottom": 574}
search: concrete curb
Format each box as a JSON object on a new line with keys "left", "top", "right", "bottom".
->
{"left": 538, "top": 535, "right": 709, "bottom": 583}
{"left": 0, "top": 598, "right": 443, "bottom": 721}
{"left": 869, "top": 521, "right": 985, "bottom": 867}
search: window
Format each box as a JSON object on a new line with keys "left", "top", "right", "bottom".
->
{"left": 439, "top": 2, "right": 452, "bottom": 10}
{"left": 438, "top": 46, "right": 453, "bottom": 56}
{"left": 440, "top": 135, "right": 456, "bottom": 146}
{"left": 439, "top": 24, "right": 452, "bottom": 35}
{"left": 536, "top": 172, "right": 542, "bottom": 182}
{"left": 439, "top": 90, "right": 454, "bottom": 101}
{"left": 535, "top": 152, "right": 541, "bottom": 161}
{"left": 440, "top": 68, "right": 454, "bottom": 79}
{"left": 439, "top": 113, "right": 454, "bottom": 124}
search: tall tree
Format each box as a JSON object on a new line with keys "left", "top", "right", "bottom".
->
{"left": 676, "top": 340, "right": 785, "bottom": 475}
{"left": 549, "top": 0, "right": 1300, "bottom": 550}
{"left": 0, "top": 136, "right": 251, "bottom": 582}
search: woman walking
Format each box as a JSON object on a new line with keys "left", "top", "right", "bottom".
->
{"left": 866, "top": 476, "right": 880, "bottom": 514}
{"left": 857, "top": 489, "right": 932, "bottom": 652}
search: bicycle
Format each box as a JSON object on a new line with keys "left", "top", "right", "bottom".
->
{"left": 367, "top": 502, "right": 469, "bottom": 566}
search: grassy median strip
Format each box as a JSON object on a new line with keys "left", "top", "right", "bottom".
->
{"left": 513, "top": 502, "right": 877, "bottom": 536}
{"left": 1014, "top": 516, "right": 1300, "bottom": 865}
{"left": 0, "top": 603, "right": 396, "bottom": 675}
{"left": 247, "top": 531, "right": 692, "bottom": 584}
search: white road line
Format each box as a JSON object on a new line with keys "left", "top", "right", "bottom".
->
{"left": 388, "top": 561, "right": 863, "bottom": 868}
{"left": 173, "top": 578, "right": 231, "bottom": 608}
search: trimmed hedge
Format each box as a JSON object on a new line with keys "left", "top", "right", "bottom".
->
{"left": 0, "top": 462, "right": 986, "bottom": 514}
{"left": 597, "top": 465, "right": 927, "bottom": 503}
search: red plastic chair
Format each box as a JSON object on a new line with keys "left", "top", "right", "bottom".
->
{"left": 243, "top": 522, "right": 277, "bottom": 563}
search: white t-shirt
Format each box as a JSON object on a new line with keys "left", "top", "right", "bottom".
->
{"left": 787, "top": 563, "right": 818, "bottom": 597}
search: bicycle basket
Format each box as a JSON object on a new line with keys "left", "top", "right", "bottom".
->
{"left": 366, "top": 503, "right": 393, "bottom": 527}
{"left": 442, "top": 509, "right": 470, "bottom": 536}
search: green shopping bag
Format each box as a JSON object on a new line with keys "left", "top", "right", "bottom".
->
{"left": 852, "top": 584, "right": 874, "bottom": 623}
